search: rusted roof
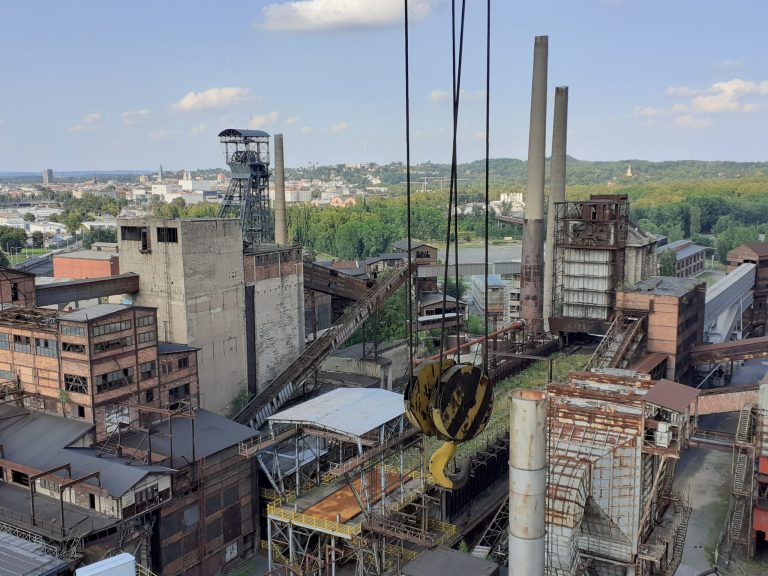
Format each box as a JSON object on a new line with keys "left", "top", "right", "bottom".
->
{"left": 734, "top": 242, "right": 768, "bottom": 258}
{"left": 629, "top": 352, "right": 668, "bottom": 374}
{"left": 643, "top": 379, "right": 699, "bottom": 413}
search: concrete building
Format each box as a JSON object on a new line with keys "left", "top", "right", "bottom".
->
{"left": 53, "top": 251, "right": 120, "bottom": 279}
{"left": 656, "top": 239, "right": 707, "bottom": 278}
{"left": 42, "top": 168, "right": 54, "bottom": 185}
{"left": 119, "top": 218, "right": 305, "bottom": 412}
{"left": 727, "top": 242, "right": 768, "bottom": 336}
{"left": 616, "top": 276, "right": 705, "bottom": 385}
{"left": 0, "top": 268, "right": 36, "bottom": 308}
{"left": 119, "top": 218, "right": 247, "bottom": 414}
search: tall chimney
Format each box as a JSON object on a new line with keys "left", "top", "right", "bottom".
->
{"left": 274, "top": 133, "right": 287, "bottom": 245}
{"left": 543, "top": 86, "right": 568, "bottom": 329}
{"left": 509, "top": 389, "right": 547, "bottom": 576}
{"left": 521, "top": 36, "right": 548, "bottom": 333}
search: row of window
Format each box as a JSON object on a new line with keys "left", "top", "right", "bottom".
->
{"left": 96, "top": 367, "right": 134, "bottom": 394}
{"left": 161, "top": 357, "right": 189, "bottom": 375}
{"left": 1, "top": 332, "right": 156, "bottom": 356}
{"left": 93, "top": 320, "right": 133, "bottom": 337}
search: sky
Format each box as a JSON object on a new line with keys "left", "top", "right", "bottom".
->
{"left": 1, "top": 0, "right": 767, "bottom": 171}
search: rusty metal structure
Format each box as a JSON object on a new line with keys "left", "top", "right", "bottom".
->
{"left": 544, "top": 371, "right": 694, "bottom": 576}
{"left": 550, "top": 196, "right": 630, "bottom": 337}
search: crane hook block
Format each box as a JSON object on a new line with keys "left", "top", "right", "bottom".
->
{"left": 404, "top": 359, "right": 493, "bottom": 489}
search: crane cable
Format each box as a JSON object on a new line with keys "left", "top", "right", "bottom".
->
{"left": 438, "top": 0, "right": 467, "bottom": 369}
{"left": 483, "top": 0, "right": 491, "bottom": 374}
{"left": 404, "top": 0, "right": 414, "bottom": 383}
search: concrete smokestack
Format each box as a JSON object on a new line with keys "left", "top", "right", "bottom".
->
{"left": 509, "top": 389, "right": 547, "bottom": 576}
{"left": 543, "top": 86, "right": 568, "bottom": 329}
{"left": 274, "top": 133, "right": 287, "bottom": 245}
{"left": 521, "top": 36, "right": 548, "bottom": 333}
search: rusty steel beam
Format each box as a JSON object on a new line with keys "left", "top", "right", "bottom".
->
{"left": 303, "top": 260, "right": 371, "bottom": 301}
{"left": 691, "top": 336, "right": 768, "bottom": 365}
{"left": 35, "top": 273, "right": 139, "bottom": 306}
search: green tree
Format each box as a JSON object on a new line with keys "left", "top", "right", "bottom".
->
{"left": 0, "top": 227, "right": 29, "bottom": 252}
{"left": 658, "top": 250, "right": 677, "bottom": 276}
{"left": 31, "top": 231, "right": 45, "bottom": 248}
{"left": 83, "top": 228, "right": 117, "bottom": 248}
{"left": 689, "top": 205, "right": 702, "bottom": 236}
{"left": 442, "top": 277, "right": 469, "bottom": 301}
{"left": 23, "top": 213, "right": 35, "bottom": 222}
{"left": 0, "top": 250, "right": 9, "bottom": 268}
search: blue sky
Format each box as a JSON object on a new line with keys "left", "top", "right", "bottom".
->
{"left": 1, "top": 0, "right": 767, "bottom": 171}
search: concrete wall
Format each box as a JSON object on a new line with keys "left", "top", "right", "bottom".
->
{"left": 243, "top": 248, "right": 305, "bottom": 395}
{"left": 119, "top": 218, "right": 248, "bottom": 414}
{"left": 321, "top": 340, "right": 408, "bottom": 390}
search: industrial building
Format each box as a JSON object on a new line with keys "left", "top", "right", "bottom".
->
{"left": 549, "top": 194, "right": 658, "bottom": 337}
{"left": 727, "top": 242, "right": 768, "bottom": 336}
{"left": 656, "top": 239, "right": 707, "bottom": 278}
{"left": 471, "top": 274, "right": 509, "bottom": 329}
{"left": 53, "top": 250, "right": 120, "bottom": 280}
{"left": 119, "top": 218, "right": 304, "bottom": 414}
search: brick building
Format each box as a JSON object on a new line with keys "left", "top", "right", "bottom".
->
{"left": 53, "top": 250, "right": 120, "bottom": 279}
{"left": 0, "top": 304, "right": 197, "bottom": 431}
{"left": 0, "top": 268, "right": 36, "bottom": 308}
{"left": 656, "top": 239, "right": 707, "bottom": 278}
{"left": 727, "top": 242, "right": 768, "bottom": 336}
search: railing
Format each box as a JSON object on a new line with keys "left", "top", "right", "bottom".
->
{"left": 266, "top": 502, "right": 361, "bottom": 538}
{"left": 136, "top": 563, "right": 160, "bottom": 576}
{"left": 0, "top": 505, "right": 72, "bottom": 539}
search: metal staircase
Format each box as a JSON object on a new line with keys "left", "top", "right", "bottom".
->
{"left": 728, "top": 404, "right": 756, "bottom": 547}
{"left": 665, "top": 496, "right": 691, "bottom": 576}
{"left": 235, "top": 263, "right": 410, "bottom": 428}
{"left": 471, "top": 497, "right": 510, "bottom": 565}
{"left": 586, "top": 311, "right": 647, "bottom": 370}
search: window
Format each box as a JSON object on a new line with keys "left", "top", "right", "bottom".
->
{"left": 137, "top": 315, "right": 154, "bottom": 327}
{"left": 182, "top": 505, "right": 199, "bottom": 530}
{"left": 206, "top": 518, "right": 222, "bottom": 542}
{"left": 141, "top": 227, "right": 150, "bottom": 252}
{"left": 77, "top": 405, "right": 85, "bottom": 418}
{"left": 145, "top": 389, "right": 154, "bottom": 402}
{"left": 62, "top": 342, "right": 85, "bottom": 353}
{"left": 11, "top": 470, "right": 29, "bottom": 487}
{"left": 61, "top": 325, "right": 86, "bottom": 337}
{"left": 140, "top": 361, "right": 156, "bottom": 380}
{"left": 35, "top": 338, "right": 58, "bottom": 358}
{"left": 92, "top": 321, "right": 132, "bottom": 337}
{"left": 64, "top": 374, "right": 88, "bottom": 394}
{"left": 0, "top": 333, "right": 8, "bottom": 350}
{"left": 89, "top": 493, "right": 96, "bottom": 509}
{"left": 96, "top": 367, "right": 134, "bottom": 394}
{"left": 93, "top": 336, "right": 133, "bottom": 353}
{"left": 121, "top": 226, "right": 144, "bottom": 241}
{"left": 0, "top": 369, "right": 14, "bottom": 381}
{"left": 177, "top": 357, "right": 189, "bottom": 370}
{"left": 161, "top": 362, "right": 172, "bottom": 375}
{"left": 169, "top": 383, "right": 190, "bottom": 403}
{"left": 157, "top": 227, "right": 178, "bottom": 243}
{"left": 138, "top": 331, "right": 155, "bottom": 344}
{"left": 10, "top": 283, "right": 18, "bottom": 302}
{"left": 223, "top": 484, "right": 239, "bottom": 507}
{"left": 105, "top": 405, "right": 130, "bottom": 433}
{"left": 162, "top": 542, "right": 181, "bottom": 565}
{"left": 13, "top": 335, "right": 31, "bottom": 354}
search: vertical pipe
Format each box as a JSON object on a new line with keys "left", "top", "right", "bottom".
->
{"left": 544, "top": 86, "right": 569, "bottom": 329}
{"left": 521, "top": 36, "right": 548, "bottom": 334}
{"left": 274, "top": 133, "right": 287, "bottom": 245}
{"left": 509, "top": 389, "right": 547, "bottom": 576}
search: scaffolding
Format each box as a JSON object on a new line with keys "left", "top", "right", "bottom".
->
{"left": 551, "top": 196, "right": 630, "bottom": 336}
{"left": 240, "top": 388, "right": 457, "bottom": 576}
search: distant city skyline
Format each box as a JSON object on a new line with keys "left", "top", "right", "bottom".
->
{"left": 1, "top": 0, "right": 768, "bottom": 171}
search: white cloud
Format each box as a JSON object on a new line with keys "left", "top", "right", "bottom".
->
{"left": 666, "top": 86, "right": 698, "bottom": 98}
{"left": 148, "top": 129, "right": 179, "bottom": 141}
{"left": 285, "top": 115, "right": 300, "bottom": 126}
{"left": 172, "top": 87, "right": 254, "bottom": 111}
{"left": 190, "top": 122, "right": 210, "bottom": 136}
{"left": 633, "top": 106, "right": 665, "bottom": 117}
{"left": 122, "top": 109, "right": 151, "bottom": 126}
{"left": 460, "top": 89, "right": 486, "bottom": 101}
{"left": 69, "top": 112, "right": 103, "bottom": 132}
{"left": 717, "top": 59, "right": 743, "bottom": 69}
{"left": 673, "top": 114, "right": 712, "bottom": 129}
{"left": 330, "top": 121, "right": 348, "bottom": 133}
{"left": 691, "top": 79, "right": 768, "bottom": 113}
{"left": 670, "top": 103, "right": 689, "bottom": 113}
{"left": 249, "top": 111, "right": 279, "bottom": 128}
{"left": 302, "top": 126, "right": 313, "bottom": 133}
{"left": 473, "top": 131, "right": 486, "bottom": 141}
{"left": 259, "top": 0, "right": 433, "bottom": 32}
{"left": 430, "top": 89, "right": 450, "bottom": 102}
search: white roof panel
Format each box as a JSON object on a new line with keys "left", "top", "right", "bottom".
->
{"left": 268, "top": 388, "right": 404, "bottom": 438}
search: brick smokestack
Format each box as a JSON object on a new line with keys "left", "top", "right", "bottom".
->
{"left": 274, "top": 133, "right": 287, "bottom": 245}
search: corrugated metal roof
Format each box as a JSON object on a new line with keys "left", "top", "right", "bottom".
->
{"left": 0, "top": 405, "right": 171, "bottom": 496}
{"left": 59, "top": 303, "right": 129, "bottom": 322}
{"left": 269, "top": 388, "right": 404, "bottom": 438}
{"left": 624, "top": 276, "right": 703, "bottom": 296}
{"left": 674, "top": 244, "right": 707, "bottom": 261}
{"left": 643, "top": 379, "right": 700, "bottom": 412}
{"left": 158, "top": 341, "right": 200, "bottom": 354}
{"left": 0, "top": 531, "right": 68, "bottom": 576}
{"left": 54, "top": 250, "right": 115, "bottom": 261}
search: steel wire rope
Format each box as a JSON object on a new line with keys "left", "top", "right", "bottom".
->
{"left": 404, "top": 0, "right": 415, "bottom": 383}
{"left": 483, "top": 0, "right": 491, "bottom": 375}
{"left": 438, "top": 0, "right": 468, "bottom": 369}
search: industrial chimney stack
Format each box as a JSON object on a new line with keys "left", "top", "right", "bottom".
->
{"left": 274, "top": 133, "right": 287, "bottom": 245}
{"left": 543, "top": 86, "right": 569, "bottom": 328}
{"left": 520, "top": 36, "right": 548, "bottom": 333}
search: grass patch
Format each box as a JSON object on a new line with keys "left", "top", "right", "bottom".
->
{"left": 6, "top": 248, "right": 48, "bottom": 265}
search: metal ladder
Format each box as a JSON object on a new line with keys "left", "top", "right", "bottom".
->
{"left": 586, "top": 311, "right": 646, "bottom": 370}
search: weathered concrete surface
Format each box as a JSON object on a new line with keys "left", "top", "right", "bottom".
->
{"left": 119, "top": 218, "right": 248, "bottom": 414}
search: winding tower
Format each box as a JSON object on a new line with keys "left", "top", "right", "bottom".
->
{"left": 218, "top": 128, "right": 272, "bottom": 245}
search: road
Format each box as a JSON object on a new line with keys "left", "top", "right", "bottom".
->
{"left": 675, "top": 357, "right": 768, "bottom": 574}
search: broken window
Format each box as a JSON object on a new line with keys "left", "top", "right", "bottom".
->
{"left": 157, "top": 227, "right": 178, "bottom": 243}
